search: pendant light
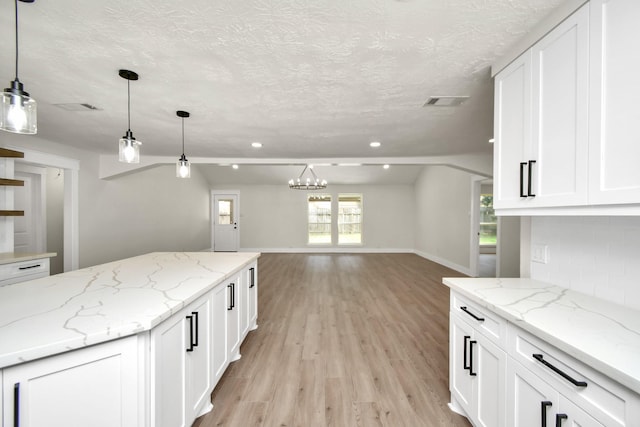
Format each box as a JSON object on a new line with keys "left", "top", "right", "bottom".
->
{"left": 118, "top": 69, "right": 142, "bottom": 163}
{"left": 176, "top": 110, "right": 191, "bottom": 178}
{"left": 1, "top": 0, "right": 37, "bottom": 135}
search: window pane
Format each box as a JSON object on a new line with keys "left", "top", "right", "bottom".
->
{"left": 338, "top": 194, "right": 362, "bottom": 244}
{"left": 308, "top": 195, "right": 331, "bottom": 244}
{"left": 480, "top": 194, "right": 496, "bottom": 245}
{"left": 218, "top": 200, "right": 233, "bottom": 225}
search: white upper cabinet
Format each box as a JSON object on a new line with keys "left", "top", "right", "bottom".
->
{"left": 494, "top": 3, "right": 589, "bottom": 211}
{"left": 494, "top": 0, "right": 640, "bottom": 214}
{"left": 530, "top": 4, "right": 589, "bottom": 207}
{"left": 589, "top": 0, "right": 640, "bottom": 205}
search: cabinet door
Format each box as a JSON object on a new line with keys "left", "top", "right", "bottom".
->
{"left": 186, "top": 295, "right": 213, "bottom": 420}
{"left": 589, "top": 0, "right": 640, "bottom": 204}
{"left": 227, "top": 275, "right": 241, "bottom": 361}
{"left": 152, "top": 309, "right": 188, "bottom": 427}
{"left": 247, "top": 264, "right": 258, "bottom": 330}
{"left": 449, "top": 314, "right": 475, "bottom": 416}
{"left": 212, "top": 282, "right": 229, "bottom": 385}
{"left": 239, "top": 267, "right": 250, "bottom": 340}
{"left": 2, "top": 336, "right": 140, "bottom": 427}
{"left": 530, "top": 4, "right": 589, "bottom": 207}
{"left": 494, "top": 51, "right": 532, "bottom": 209}
{"left": 475, "top": 337, "right": 506, "bottom": 427}
{"left": 507, "top": 358, "right": 558, "bottom": 427}
{"left": 557, "top": 396, "right": 605, "bottom": 427}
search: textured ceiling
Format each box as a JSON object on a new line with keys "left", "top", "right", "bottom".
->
{"left": 0, "top": 0, "right": 563, "bottom": 163}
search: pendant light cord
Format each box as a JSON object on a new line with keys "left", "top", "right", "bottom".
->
{"left": 181, "top": 118, "right": 185, "bottom": 155}
{"left": 14, "top": 0, "right": 20, "bottom": 80}
{"left": 127, "top": 79, "right": 131, "bottom": 132}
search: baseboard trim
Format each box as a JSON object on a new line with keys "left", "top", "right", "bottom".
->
{"left": 414, "top": 250, "right": 471, "bottom": 276}
{"left": 241, "top": 247, "right": 415, "bottom": 254}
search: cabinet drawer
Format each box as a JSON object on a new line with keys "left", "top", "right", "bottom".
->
{"left": 508, "top": 324, "right": 639, "bottom": 427}
{"left": 451, "top": 292, "right": 507, "bottom": 346}
{"left": 0, "top": 258, "right": 50, "bottom": 287}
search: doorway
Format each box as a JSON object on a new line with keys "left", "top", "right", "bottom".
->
{"left": 211, "top": 191, "right": 239, "bottom": 252}
{"left": 14, "top": 164, "right": 46, "bottom": 254}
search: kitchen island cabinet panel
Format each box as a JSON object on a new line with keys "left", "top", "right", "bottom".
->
{"left": 1, "top": 335, "right": 141, "bottom": 427}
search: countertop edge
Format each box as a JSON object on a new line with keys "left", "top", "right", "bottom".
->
{"left": 0, "top": 252, "right": 57, "bottom": 265}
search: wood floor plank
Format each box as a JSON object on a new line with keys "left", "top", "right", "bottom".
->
{"left": 194, "top": 253, "right": 471, "bottom": 427}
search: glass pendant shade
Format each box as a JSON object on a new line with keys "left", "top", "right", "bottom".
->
{"left": 176, "top": 154, "right": 191, "bottom": 178}
{"left": 119, "top": 130, "right": 141, "bottom": 163}
{"left": 1, "top": 81, "right": 37, "bottom": 134}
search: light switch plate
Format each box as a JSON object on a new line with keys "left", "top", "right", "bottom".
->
{"left": 532, "top": 244, "right": 549, "bottom": 264}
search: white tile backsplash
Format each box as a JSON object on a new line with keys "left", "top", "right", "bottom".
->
{"left": 530, "top": 216, "right": 640, "bottom": 310}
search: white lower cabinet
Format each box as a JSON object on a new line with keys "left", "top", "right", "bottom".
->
{"left": 450, "top": 310, "right": 506, "bottom": 427}
{"left": 226, "top": 275, "right": 241, "bottom": 362}
{"left": 247, "top": 264, "right": 258, "bottom": 331}
{"left": 211, "top": 280, "right": 229, "bottom": 385}
{"left": 449, "top": 290, "right": 640, "bottom": 427}
{"left": 1, "top": 335, "right": 141, "bottom": 427}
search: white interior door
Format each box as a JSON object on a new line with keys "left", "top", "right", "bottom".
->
{"left": 213, "top": 193, "right": 239, "bottom": 252}
{"left": 14, "top": 165, "right": 46, "bottom": 254}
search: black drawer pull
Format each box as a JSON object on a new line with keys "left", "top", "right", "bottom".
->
{"left": 460, "top": 306, "right": 485, "bottom": 322}
{"left": 555, "top": 414, "right": 567, "bottom": 427}
{"left": 18, "top": 264, "right": 41, "bottom": 270}
{"left": 249, "top": 267, "right": 255, "bottom": 288}
{"left": 533, "top": 354, "right": 587, "bottom": 387}
{"left": 192, "top": 311, "right": 199, "bottom": 348}
{"left": 186, "top": 314, "right": 194, "bottom": 352}
{"left": 528, "top": 160, "right": 536, "bottom": 197}
{"left": 14, "top": 383, "right": 20, "bottom": 427}
{"left": 520, "top": 162, "right": 527, "bottom": 197}
{"left": 541, "top": 401, "right": 552, "bottom": 427}
{"left": 468, "top": 340, "right": 477, "bottom": 376}
{"left": 463, "top": 335, "right": 471, "bottom": 371}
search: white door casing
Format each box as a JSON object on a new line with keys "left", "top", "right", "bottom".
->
{"left": 211, "top": 191, "right": 239, "bottom": 252}
{"left": 14, "top": 165, "right": 46, "bottom": 254}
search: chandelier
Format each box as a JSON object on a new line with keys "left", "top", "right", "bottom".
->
{"left": 288, "top": 165, "right": 327, "bottom": 190}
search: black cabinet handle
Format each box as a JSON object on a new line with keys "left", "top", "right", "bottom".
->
{"left": 528, "top": 160, "right": 536, "bottom": 197}
{"left": 227, "top": 284, "right": 233, "bottom": 310}
{"left": 14, "top": 383, "right": 20, "bottom": 427}
{"left": 555, "top": 414, "right": 567, "bottom": 427}
{"left": 186, "top": 314, "right": 194, "bottom": 352}
{"left": 192, "top": 311, "right": 199, "bottom": 348}
{"left": 460, "top": 306, "right": 485, "bottom": 322}
{"left": 249, "top": 267, "right": 255, "bottom": 288}
{"left": 231, "top": 283, "right": 235, "bottom": 309}
{"left": 520, "top": 162, "right": 527, "bottom": 197}
{"left": 463, "top": 335, "right": 471, "bottom": 372}
{"left": 469, "top": 340, "right": 477, "bottom": 376}
{"left": 18, "top": 264, "right": 41, "bottom": 270}
{"left": 541, "top": 401, "right": 552, "bottom": 427}
{"left": 533, "top": 354, "right": 587, "bottom": 387}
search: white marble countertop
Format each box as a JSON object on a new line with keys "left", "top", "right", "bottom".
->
{"left": 0, "top": 252, "right": 259, "bottom": 369}
{"left": 443, "top": 277, "right": 640, "bottom": 394}
{"left": 0, "top": 252, "right": 57, "bottom": 265}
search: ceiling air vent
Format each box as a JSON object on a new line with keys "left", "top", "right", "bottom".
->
{"left": 53, "top": 103, "right": 101, "bottom": 111}
{"left": 423, "top": 96, "right": 469, "bottom": 107}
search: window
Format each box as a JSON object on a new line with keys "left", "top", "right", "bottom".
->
{"left": 479, "top": 194, "right": 497, "bottom": 246}
{"left": 338, "top": 194, "right": 362, "bottom": 245}
{"left": 308, "top": 195, "right": 331, "bottom": 244}
{"left": 217, "top": 199, "right": 233, "bottom": 225}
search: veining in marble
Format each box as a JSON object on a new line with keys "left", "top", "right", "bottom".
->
{"left": 443, "top": 277, "right": 640, "bottom": 394}
{"left": 0, "top": 252, "right": 259, "bottom": 368}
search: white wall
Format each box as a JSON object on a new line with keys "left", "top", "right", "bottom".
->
{"left": 530, "top": 216, "right": 640, "bottom": 310}
{"left": 213, "top": 184, "right": 415, "bottom": 252}
{"left": 414, "top": 165, "right": 473, "bottom": 274}
{"left": 1, "top": 134, "right": 211, "bottom": 268}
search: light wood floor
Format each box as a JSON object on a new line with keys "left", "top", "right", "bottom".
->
{"left": 193, "top": 253, "right": 471, "bottom": 427}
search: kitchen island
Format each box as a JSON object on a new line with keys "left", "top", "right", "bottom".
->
{"left": 0, "top": 251, "right": 260, "bottom": 427}
{"left": 444, "top": 277, "right": 640, "bottom": 427}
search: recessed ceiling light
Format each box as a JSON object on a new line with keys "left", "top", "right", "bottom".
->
{"left": 232, "top": 164, "right": 239, "bottom": 169}
{"left": 383, "top": 164, "right": 390, "bottom": 169}
{"left": 370, "top": 141, "right": 381, "bottom": 148}
{"left": 251, "top": 142, "right": 262, "bottom": 148}
{"left": 338, "top": 163, "right": 362, "bottom": 167}
{"left": 488, "top": 138, "right": 495, "bottom": 144}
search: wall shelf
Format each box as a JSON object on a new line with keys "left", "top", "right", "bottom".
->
{"left": 0, "top": 210, "right": 25, "bottom": 217}
{"left": 0, "top": 178, "right": 24, "bottom": 186}
{"left": 0, "top": 148, "right": 25, "bottom": 158}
